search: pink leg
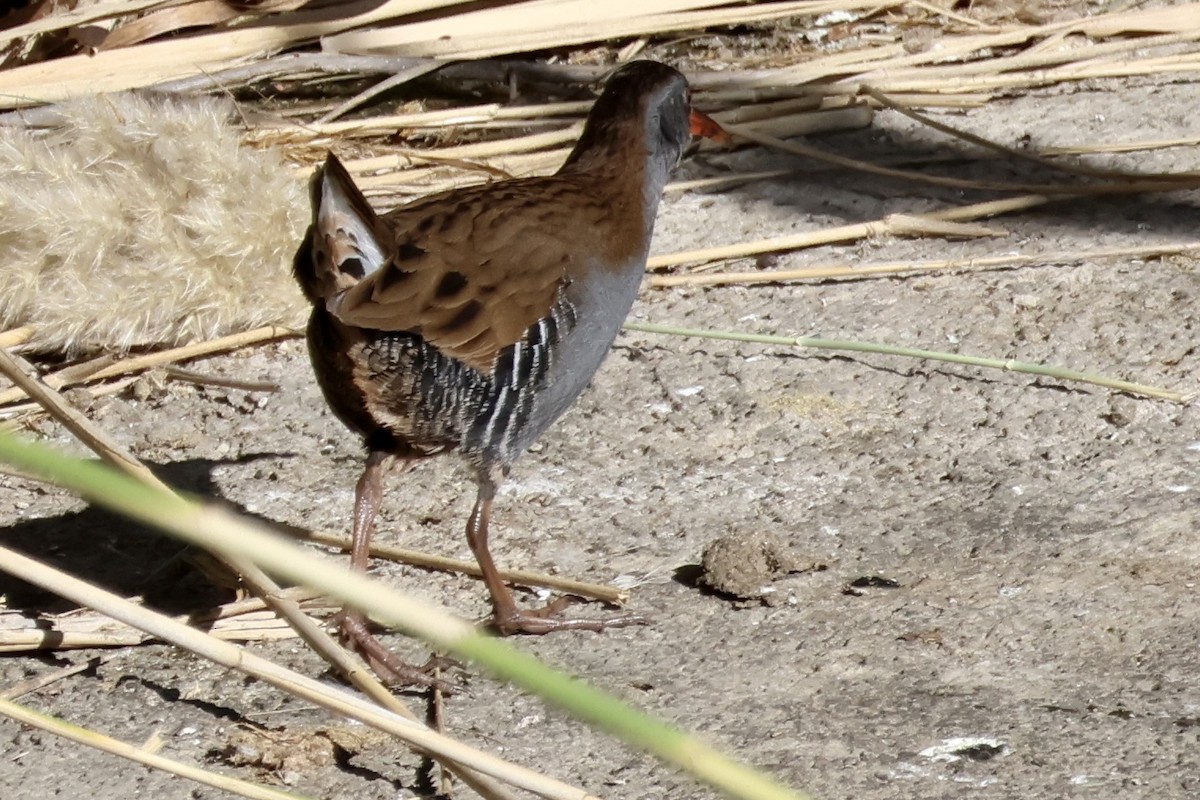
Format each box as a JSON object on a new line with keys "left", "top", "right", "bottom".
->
{"left": 338, "top": 452, "right": 445, "bottom": 687}
{"left": 466, "top": 473, "right": 647, "bottom": 635}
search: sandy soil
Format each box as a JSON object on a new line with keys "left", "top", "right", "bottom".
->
{"left": 2, "top": 72, "right": 1198, "bottom": 800}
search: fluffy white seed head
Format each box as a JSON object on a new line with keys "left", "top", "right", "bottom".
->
{"left": 0, "top": 92, "right": 309, "bottom": 355}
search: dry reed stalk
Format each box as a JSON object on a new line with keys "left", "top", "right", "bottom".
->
{"left": 322, "top": 0, "right": 834, "bottom": 59}
{"left": 141, "top": 52, "right": 430, "bottom": 98}
{"left": 666, "top": 169, "right": 795, "bottom": 194}
{"left": 345, "top": 126, "right": 583, "bottom": 169}
{"left": 371, "top": 108, "right": 870, "bottom": 190}
{"left": 0, "top": 1, "right": 473, "bottom": 106}
{"left": 869, "top": 93, "right": 990, "bottom": 109}
{"left": 647, "top": 194, "right": 1052, "bottom": 270}
{"left": 248, "top": 64, "right": 897, "bottom": 183}
{"left": 648, "top": 242, "right": 1200, "bottom": 288}
{"left": 0, "top": 655, "right": 108, "bottom": 700}
{"left": 300, "top": 530, "right": 630, "bottom": 605}
{"left": 257, "top": 100, "right": 619, "bottom": 150}
{"left": 0, "top": 611, "right": 305, "bottom": 652}
{"left": 879, "top": 214, "right": 1006, "bottom": 238}
{"left": 925, "top": 56, "right": 1200, "bottom": 95}
{"left": 211, "top": 553, "right": 520, "bottom": 795}
{"left": 0, "top": 590, "right": 340, "bottom": 655}
{"left": 1045, "top": 137, "right": 1200, "bottom": 156}
{"left": 0, "top": 545, "right": 597, "bottom": 800}
{"left": 160, "top": 366, "right": 280, "bottom": 393}
{"left": 0, "top": 696, "right": 310, "bottom": 800}
{"left": 701, "top": 86, "right": 988, "bottom": 108}
{"left": 84, "top": 326, "right": 297, "bottom": 381}
{"left": 835, "top": 50, "right": 1200, "bottom": 96}
{"left": 650, "top": 9, "right": 1197, "bottom": 106}
{"left": 0, "top": 347, "right": 163, "bottom": 485}
{"left": 314, "top": 61, "right": 449, "bottom": 124}
{"left": 714, "top": 94, "right": 824, "bottom": 120}
{"left": 906, "top": 0, "right": 996, "bottom": 30}
{"left": 328, "top": 103, "right": 869, "bottom": 200}
{"left": 101, "top": 2, "right": 247, "bottom": 50}
{"left": 189, "top": 586, "right": 327, "bottom": 620}
{"left": 0, "top": 0, "right": 167, "bottom": 48}
{"left": 0, "top": 377, "right": 139, "bottom": 424}
{"left": 825, "top": 8, "right": 1200, "bottom": 87}
{"left": 351, "top": 152, "right": 567, "bottom": 195}
{"left": 255, "top": 103, "right": 509, "bottom": 140}
{"left": 709, "top": 105, "right": 873, "bottom": 144}
{"left": 0, "top": 629, "right": 151, "bottom": 652}
{"left": 0, "top": 326, "right": 297, "bottom": 407}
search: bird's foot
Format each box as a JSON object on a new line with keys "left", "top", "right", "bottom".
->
{"left": 337, "top": 611, "right": 459, "bottom": 692}
{"left": 490, "top": 595, "right": 649, "bottom": 636}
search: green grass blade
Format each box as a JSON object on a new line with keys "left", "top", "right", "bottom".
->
{"left": 623, "top": 321, "right": 1189, "bottom": 402}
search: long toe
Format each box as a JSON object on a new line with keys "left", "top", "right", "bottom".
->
{"left": 338, "top": 611, "right": 459, "bottom": 692}
{"left": 492, "top": 601, "right": 650, "bottom": 635}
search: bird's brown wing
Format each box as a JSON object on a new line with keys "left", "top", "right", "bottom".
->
{"left": 309, "top": 155, "right": 573, "bottom": 373}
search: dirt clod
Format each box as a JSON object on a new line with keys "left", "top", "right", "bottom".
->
{"left": 699, "top": 530, "right": 816, "bottom": 605}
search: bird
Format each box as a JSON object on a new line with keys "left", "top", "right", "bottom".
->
{"left": 292, "top": 60, "right": 728, "bottom": 683}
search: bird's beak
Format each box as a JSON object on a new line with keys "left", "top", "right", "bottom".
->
{"left": 689, "top": 109, "right": 732, "bottom": 146}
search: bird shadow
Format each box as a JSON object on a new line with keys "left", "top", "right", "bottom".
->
{"left": 0, "top": 453, "right": 289, "bottom": 617}
{"left": 682, "top": 99, "right": 1200, "bottom": 252}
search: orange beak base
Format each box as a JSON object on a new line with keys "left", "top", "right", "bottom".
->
{"left": 688, "top": 108, "right": 733, "bottom": 146}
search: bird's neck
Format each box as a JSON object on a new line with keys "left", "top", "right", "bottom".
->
{"left": 559, "top": 125, "right": 674, "bottom": 243}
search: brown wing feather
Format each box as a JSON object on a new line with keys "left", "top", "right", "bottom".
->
{"left": 327, "top": 180, "right": 575, "bottom": 373}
